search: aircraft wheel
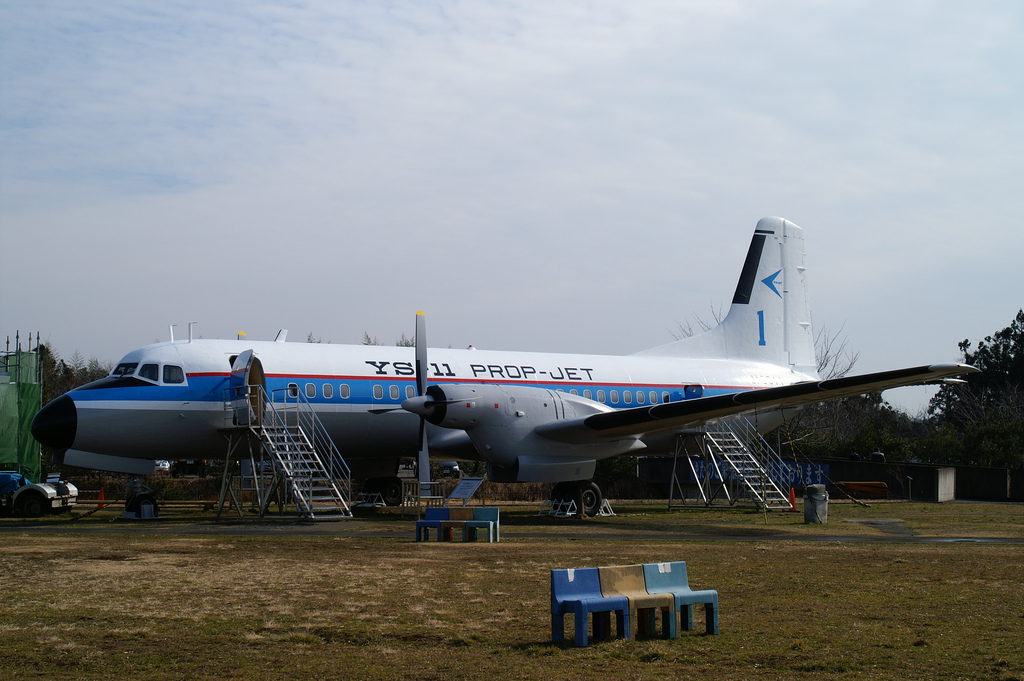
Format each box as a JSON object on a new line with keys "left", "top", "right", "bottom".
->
{"left": 16, "top": 491, "right": 47, "bottom": 518}
{"left": 579, "top": 481, "right": 603, "bottom": 517}
{"left": 379, "top": 477, "right": 403, "bottom": 506}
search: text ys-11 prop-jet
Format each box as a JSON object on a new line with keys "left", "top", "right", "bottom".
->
{"left": 32, "top": 217, "right": 974, "bottom": 514}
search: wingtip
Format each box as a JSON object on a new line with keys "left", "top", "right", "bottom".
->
{"left": 927, "top": 363, "right": 980, "bottom": 375}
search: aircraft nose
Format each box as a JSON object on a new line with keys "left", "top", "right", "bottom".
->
{"left": 31, "top": 394, "right": 77, "bottom": 450}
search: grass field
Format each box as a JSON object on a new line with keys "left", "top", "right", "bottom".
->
{"left": 2, "top": 501, "right": 1023, "bottom": 680}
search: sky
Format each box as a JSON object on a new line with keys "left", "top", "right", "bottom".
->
{"left": 2, "top": 1, "right": 1022, "bottom": 415}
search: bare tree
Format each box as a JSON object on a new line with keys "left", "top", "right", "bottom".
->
{"left": 669, "top": 302, "right": 726, "bottom": 340}
{"left": 815, "top": 324, "right": 859, "bottom": 379}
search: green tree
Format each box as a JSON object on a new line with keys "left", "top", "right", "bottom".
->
{"left": 38, "top": 344, "right": 111, "bottom": 405}
{"left": 926, "top": 310, "right": 1024, "bottom": 467}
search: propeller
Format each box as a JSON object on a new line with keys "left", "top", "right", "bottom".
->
{"left": 412, "top": 311, "right": 432, "bottom": 497}
{"left": 368, "top": 312, "right": 474, "bottom": 495}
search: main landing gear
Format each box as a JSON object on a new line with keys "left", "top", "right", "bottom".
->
{"left": 362, "top": 476, "right": 404, "bottom": 506}
{"left": 550, "top": 480, "right": 603, "bottom": 517}
{"left": 123, "top": 475, "right": 159, "bottom": 519}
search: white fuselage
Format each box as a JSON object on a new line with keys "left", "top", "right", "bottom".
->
{"left": 63, "top": 338, "right": 812, "bottom": 472}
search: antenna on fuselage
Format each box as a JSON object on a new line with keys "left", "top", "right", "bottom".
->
{"left": 188, "top": 322, "right": 197, "bottom": 343}
{"left": 169, "top": 324, "right": 176, "bottom": 342}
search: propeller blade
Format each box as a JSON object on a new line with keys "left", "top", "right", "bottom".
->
{"left": 415, "top": 310, "right": 427, "bottom": 397}
{"left": 414, "top": 311, "right": 432, "bottom": 497}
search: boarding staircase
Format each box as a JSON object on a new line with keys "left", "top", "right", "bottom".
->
{"left": 671, "top": 417, "right": 791, "bottom": 510}
{"left": 218, "top": 386, "right": 352, "bottom": 519}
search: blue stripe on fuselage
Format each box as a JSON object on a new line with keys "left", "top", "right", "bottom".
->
{"left": 68, "top": 372, "right": 747, "bottom": 410}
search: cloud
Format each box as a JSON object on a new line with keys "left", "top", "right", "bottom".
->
{"left": 2, "top": 0, "right": 1022, "bottom": 413}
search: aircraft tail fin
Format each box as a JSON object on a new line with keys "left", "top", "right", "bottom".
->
{"left": 635, "top": 217, "right": 817, "bottom": 375}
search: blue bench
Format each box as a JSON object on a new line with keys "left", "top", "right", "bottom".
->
{"left": 642, "top": 561, "right": 719, "bottom": 635}
{"left": 551, "top": 567, "right": 630, "bottom": 647}
{"left": 415, "top": 507, "right": 449, "bottom": 541}
{"left": 417, "top": 507, "right": 501, "bottom": 542}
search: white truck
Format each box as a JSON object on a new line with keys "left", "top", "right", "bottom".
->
{"left": 0, "top": 471, "right": 78, "bottom": 517}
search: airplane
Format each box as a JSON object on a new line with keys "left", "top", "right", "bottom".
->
{"left": 31, "top": 217, "right": 975, "bottom": 514}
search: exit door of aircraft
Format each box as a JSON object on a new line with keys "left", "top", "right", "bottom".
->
{"left": 229, "top": 350, "right": 267, "bottom": 426}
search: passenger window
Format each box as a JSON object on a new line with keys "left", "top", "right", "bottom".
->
{"left": 373, "top": 385, "right": 383, "bottom": 400}
{"left": 650, "top": 391, "right": 657, "bottom": 404}
{"left": 570, "top": 389, "right": 578, "bottom": 396}
{"left": 637, "top": 391, "right": 645, "bottom": 404}
{"left": 662, "top": 391, "right": 670, "bottom": 403}
{"left": 139, "top": 364, "right": 159, "bottom": 381}
{"left": 598, "top": 390, "right": 606, "bottom": 403}
{"left": 406, "top": 385, "right": 414, "bottom": 399}
{"left": 163, "top": 365, "right": 185, "bottom": 384}
{"left": 340, "top": 384, "right": 350, "bottom": 399}
{"left": 624, "top": 391, "right": 632, "bottom": 405}
{"left": 306, "top": 383, "right": 316, "bottom": 399}
{"left": 288, "top": 383, "right": 298, "bottom": 398}
{"left": 390, "top": 385, "right": 400, "bottom": 400}
{"left": 610, "top": 390, "right": 619, "bottom": 404}
{"left": 323, "top": 383, "right": 334, "bottom": 399}
{"left": 583, "top": 390, "right": 592, "bottom": 400}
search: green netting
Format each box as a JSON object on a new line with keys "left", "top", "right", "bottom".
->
{"left": 0, "top": 381, "right": 17, "bottom": 469}
{"left": 0, "top": 349, "right": 42, "bottom": 480}
{"left": 18, "top": 383, "right": 41, "bottom": 480}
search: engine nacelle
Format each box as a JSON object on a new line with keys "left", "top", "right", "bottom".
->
{"left": 487, "top": 455, "right": 598, "bottom": 483}
{"left": 412, "top": 383, "right": 644, "bottom": 472}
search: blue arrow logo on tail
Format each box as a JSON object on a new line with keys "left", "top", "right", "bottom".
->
{"left": 762, "top": 269, "right": 783, "bottom": 298}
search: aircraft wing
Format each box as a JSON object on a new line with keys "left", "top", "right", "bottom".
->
{"left": 535, "top": 363, "right": 977, "bottom": 444}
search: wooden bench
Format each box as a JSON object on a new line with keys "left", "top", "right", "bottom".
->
{"left": 551, "top": 567, "right": 630, "bottom": 647}
{"left": 642, "top": 561, "right": 719, "bottom": 635}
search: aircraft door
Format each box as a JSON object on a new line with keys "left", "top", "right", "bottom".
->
{"left": 229, "top": 350, "right": 267, "bottom": 426}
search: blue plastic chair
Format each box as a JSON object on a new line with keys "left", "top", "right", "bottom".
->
{"left": 642, "top": 561, "right": 719, "bottom": 635}
{"left": 551, "top": 567, "right": 631, "bottom": 647}
{"left": 415, "top": 507, "right": 450, "bottom": 541}
{"left": 465, "top": 507, "right": 500, "bottom": 542}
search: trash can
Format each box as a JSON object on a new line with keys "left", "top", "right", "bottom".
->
{"left": 804, "top": 484, "right": 828, "bottom": 524}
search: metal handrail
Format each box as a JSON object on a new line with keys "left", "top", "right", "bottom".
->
{"left": 224, "top": 384, "right": 351, "bottom": 514}
{"left": 267, "top": 387, "right": 352, "bottom": 503}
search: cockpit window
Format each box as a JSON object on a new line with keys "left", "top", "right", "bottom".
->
{"left": 139, "top": 364, "right": 159, "bottom": 381}
{"left": 112, "top": 362, "right": 138, "bottom": 377}
{"left": 163, "top": 365, "right": 185, "bottom": 384}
